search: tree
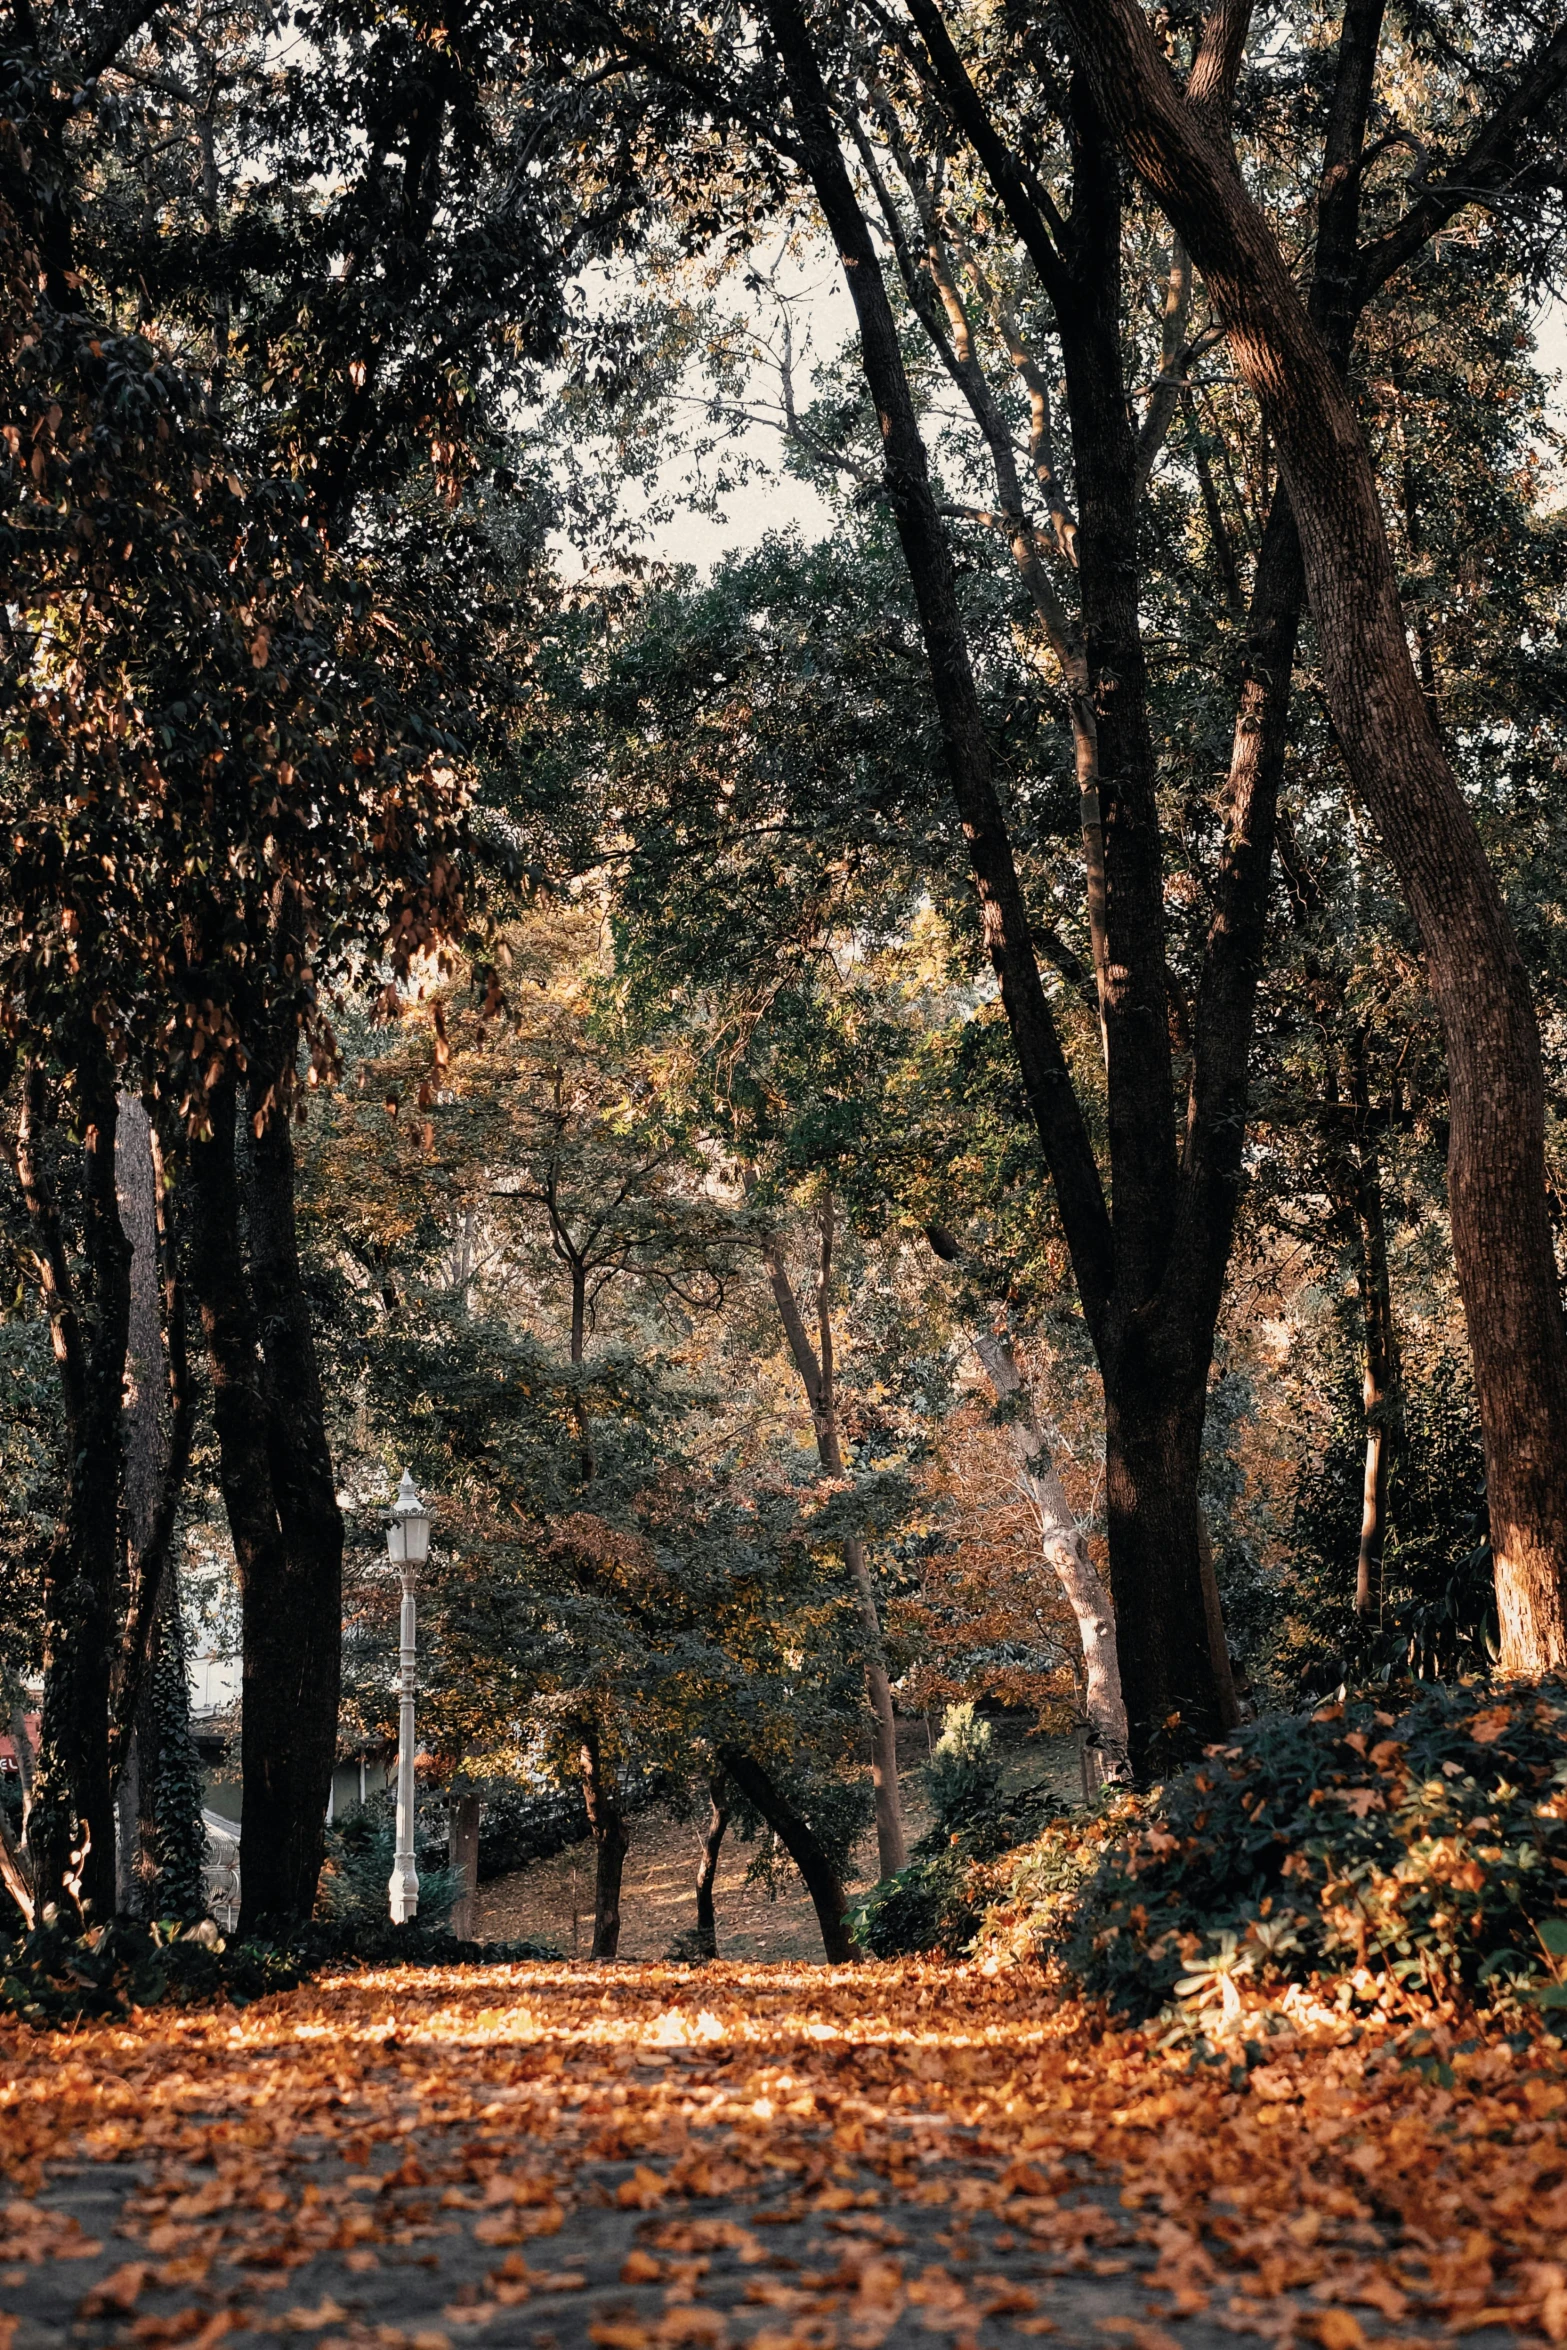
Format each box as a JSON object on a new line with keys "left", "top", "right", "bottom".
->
{"left": 1055, "top": 0, "right": 1567, "bottom": 1671}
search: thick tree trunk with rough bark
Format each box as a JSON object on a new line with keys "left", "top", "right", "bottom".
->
{"left": 449, "top": 1791, "right": 482, "bottom": 1942}
{"left": 1059, "top": 0, "right": 1567, "bottom": 1671}
{"left": 716, "top": 1747, "right": 854, "bottom": 1963}
{"left": 242, "top": 1073, "right": 343, "bottom": 1899}
{"left": 21, "top": 1047, "right": 130, "bottom": 1923}
{"left": 185, "top": 1074, "right": 334, "bottom": 1932}
{"left": 579, "top": 1731, "right": 627, "bottom": 1959}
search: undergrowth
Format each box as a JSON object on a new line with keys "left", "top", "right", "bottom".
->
{"left": 0, "top": 1913, "right": 562, "bottom": 2027}
{"left": 1052, "top": 1676, "right": 1567, "bottom": 2017}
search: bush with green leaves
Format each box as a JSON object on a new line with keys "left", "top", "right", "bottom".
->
{"left": 848, "top": 1706, "right": 1062, "bottom": 1957}
{"left": 0, "top": 1911, "right": 564, "bottom": 2027}
{"left": 318, "top": 1796, "right": 460, "bottom": 1929}
{"left": 1065, "top": 1677, "right": 1567, "bottom": 2019}
{"left": 923, "top": 1703, "right": 1002, "bottom": 1834}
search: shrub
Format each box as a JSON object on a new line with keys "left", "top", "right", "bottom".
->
{"left": 848, "top": 1708, "right": 1063, "bottom": 1957}
{"left": 923, "top": 1703, "right": 1002, "bottom": 1834}
{"left": 1064, "top": 1676, "right": 1567, "bottom": 2019}
{"left": 966, "top": 1789, "right": 1154, "bottom": 1970}
{"left": 0, "top": 1912, "right": 563, "bottom": 2027}
{"left": 318, "top": 1796, "right": 459, "bottom": 1929}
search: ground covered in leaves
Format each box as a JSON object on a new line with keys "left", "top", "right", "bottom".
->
{"left": 3, "top": 1962, "right": 1564, "bottom": 2350}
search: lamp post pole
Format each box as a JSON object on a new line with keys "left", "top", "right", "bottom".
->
{"left": 386, "top": 1471, "right": 430, "bottom": 1925}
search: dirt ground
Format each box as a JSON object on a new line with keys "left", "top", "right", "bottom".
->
{"left": 475, "top": 1718, "right": 1081, "bottom": 1961}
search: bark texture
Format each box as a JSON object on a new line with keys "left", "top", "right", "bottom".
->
{"left": 449, "top": 1791, "right": 482, "bottom": 1942}
{"left": 1057, "top": 0, "right": 1567, "bottom": 1668}
{"left": 20, "top": 1046, "right": 130, "bottom": 1921}
{"left": 970, "top": 1332, "right": 1130, "bottom": 1781}
{"left": 716, "top": 1746, "right": 854, "bottom": 1963}
{"left": 184, "top": 1074, "right": 337, "bottom": 1932}
{"left": 695, "top": 1790, "right": 728, "bottom": 1959}
{"left": 579, "top": 1731, "right": 627, "bottom": 1959}
{"left": 761, "top": 1201, "right": 907, "bottom": 1875}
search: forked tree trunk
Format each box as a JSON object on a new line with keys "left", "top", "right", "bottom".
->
{"left": 762, "top": 2, "right": 1221, "bottom": 1772}
{"left": 1060, "top": 0, "right": 1567, "bottom": 1670}
{"left": 694, "top": 1790, "right": 728, "bottom": 1958}
{"left": 579, "top": 1731, "right": 627, "bottom": 1959}
{"left": 716, "top": 1746, "right": 854, "bottom": 1963}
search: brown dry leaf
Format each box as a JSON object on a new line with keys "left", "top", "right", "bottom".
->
{"left": 283, "top": 2300, "right": 351, "bottom": 2332}
{"left": 617, "top": 2165, "right": 670, "bottom": 2210}
{"left": 80, "top": 2260, "right": 155, "bottom": 2316}
{"left": 1309, "top": 2315, "right": 1368, "bottom": 2350}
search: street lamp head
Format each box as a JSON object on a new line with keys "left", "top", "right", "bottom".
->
{"left": 386, "top": 1469, "right": 431, "bottom": 1567}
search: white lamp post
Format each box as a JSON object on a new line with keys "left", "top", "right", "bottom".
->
{"left": 386, "top": 1470, "right": 430, "bottom": 1924}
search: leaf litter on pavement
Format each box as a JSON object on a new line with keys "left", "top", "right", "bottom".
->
{"left": 2, "top": 1960, "right": 1564, "bottom": 2350}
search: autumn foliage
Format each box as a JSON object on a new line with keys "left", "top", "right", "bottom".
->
{"left": 3, "top": 1960, "right": 1567, "bottom": 2349}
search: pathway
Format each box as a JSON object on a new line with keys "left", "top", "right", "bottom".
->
{"left": 2, "top": 1961, "right": 1559, "bottom": 2350}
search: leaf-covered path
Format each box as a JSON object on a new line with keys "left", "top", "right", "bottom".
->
{"left": 3, "top": 1963, "right": 1564, "bottom": 2350}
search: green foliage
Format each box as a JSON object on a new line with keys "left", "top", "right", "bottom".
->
{"left": 318, "top": 1797, "right": 459, "bottom": 1931}
{"left": 1259, "top": 1356, "right": 1493, "bottom": 1701}
{"left": 1065, "top": 1677, "right": 1567, "bottom": 2020}
{"left": 923, "top": 1703, "right": 1002, "bottom": 1835}
{"left": 0, "top": 1911, "right": 564, "bottom": 2026}
{"left": 848, "top": 1717, "right": 1063, "bottom": 1958}
{"left": 143, "top": 1580, "right": 208, "bottom": 1923}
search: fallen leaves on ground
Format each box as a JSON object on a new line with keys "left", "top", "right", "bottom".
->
{"left": 1, "top": 1960, "right": 1563, "bottom": 2347}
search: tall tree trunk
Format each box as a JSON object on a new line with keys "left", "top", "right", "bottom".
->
{"left": 20, "top": 1047, "right": 130, "bottom": 1922}
{"left": 242, "top": 1072, "right": 343, "bottom": 1912}
{"left": 579, "top": 1729, "right": 627, "bottom": 1959}
{"left": 694, "top": 1789, "right": 728, "bottom": 1959}
{"left": 1059, "top": 0, "right": 1567, "bottom": 1672}
{"left": 760, "top": 1206, "right": 907, "bottom": 1874}
{"left": 763, "top": 0, "right": 1220, "bottom": 1772}
{"left": 969, "top": 1332, "right": 1130, "bottom": 1781}
{"left": 449, "top": 1789, "right": 482, "bottom": 1942}
{"left": 716, "top": 1746, "right": 854, "bottom": 1963}
{"left": 114, "top": 1095, "right": 163, "bottom": 1918}
{"left": 184, "top": 1074, "right": 329, "bottom": 1932}
{"left": 1344, "top": 1139, "right": 1403, "bottom": 1617}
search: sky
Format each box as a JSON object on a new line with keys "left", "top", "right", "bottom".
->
{"left": 624, "top": 285, "right": 1567, "bottom": 576}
